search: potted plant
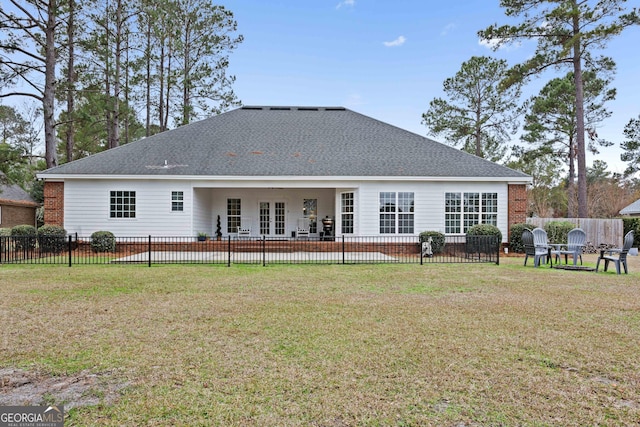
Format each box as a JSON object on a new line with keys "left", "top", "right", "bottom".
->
{"left": 216, "top": 215, "right": 222, "bottom": 240}
{"left": 197, "top": 232, "right": 208, "bottom": 242}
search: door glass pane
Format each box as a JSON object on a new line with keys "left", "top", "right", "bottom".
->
{"left": 275, "top": 202, "right": 285, "bottom": 235}
{"left": 260, "top": 202, "right": 270, "bottom": 235}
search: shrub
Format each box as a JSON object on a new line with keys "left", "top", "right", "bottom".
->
{"left": 622, "top": 217, "right": 640, "bottom": 247}
{"left": 509, "top": 223, "right": 536, "bottom": 253}
{"left": 419, "top": 231, "right": 445, "bottom": 254}
{"left": 37, "top": 225, "right": 67, "bottom": 253}
{"left": 544, "top": 221, "right": 575, "bottom": 244}
{"left": 466, "top": 224, "right": 502, "bottom": 252}
{"left": 0, "top": 228, "right": 11, "bottom": 237}
{"left": 91, "top": 231, "right": 116, "bottom": 253}
{"left": 11, "top": 224, "right": 37, "bottom": 251}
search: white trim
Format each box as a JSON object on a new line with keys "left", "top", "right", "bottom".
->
{"left": 37, "top": 174, "right": 531, "bottom": 184}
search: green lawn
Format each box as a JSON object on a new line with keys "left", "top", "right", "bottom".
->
{"left": 1, "top": 255, "right": 639, "bottom": 426}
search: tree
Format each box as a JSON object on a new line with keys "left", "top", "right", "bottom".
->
{"left": 507, "top": 146, "right": 565, "bottom": 217}
{"left": 0, "top": 0, "right": 62, "bottom": 168}
{"left": 621, "top": 114, "right": 640, "bottom": 177}
{"left": 521, "top": 67, "right": 615, "bottom": 217}
{"left": 479, "top": 0, "right": 639, "bottom": 218}
{"left": 422, "top": 56, "right": 522, "bottom": 162}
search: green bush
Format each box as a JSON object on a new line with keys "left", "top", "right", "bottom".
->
{"left": 622, "top": 217, "right": 640, "bottom": 247}
{"left": 466, "top": 224, "right": 502, "bottom": 252}
{"left": 37, "top": 225, "right": 67, "bottom": 253}
{"left": 0, "top": 228, "right": 11, "bottom": 237}
{"left": 509, "top": 223, "right": 536, "bottom": 253}
{"left": 544, "top": 220, "right": 575, "bottom": 244}
{"left": 91, "top": 231, "right": 116, "bottom": 253}
{"left": 419, "top": 231, "right": 446, "bottom": 254}
{"left": 11, "top": 224, "right": 37, "bottom": 251}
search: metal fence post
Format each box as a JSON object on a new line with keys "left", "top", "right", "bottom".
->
{"left": 342, "top": 235, "right": 345, "bottom": 265}
{"left": 227, "top": 235, "right": 231, "bottom": 267}
{"left": 68, "top": 235, "right": 72, "bottom": 267}
{"left": 148, "top": 235, "right": 152, "bottom": 267}
{"left": 496, "top": 237, "right": 500, "bottom": 265}
{"left": 262, "top": 235, "right": 266, "bottom": 267}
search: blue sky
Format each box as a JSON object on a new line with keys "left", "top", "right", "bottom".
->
{"left": 223, "top": 0, "right": 640, "bottom": 175}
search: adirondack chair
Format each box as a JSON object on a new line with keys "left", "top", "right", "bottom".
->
{"left": 596, "top": 230, "right": 635, "bottom": 274}
{"left": 237, "top": 217, "right": 252, "bottom": 238}
{"left": 296, "top": 217, "right": 310, "bottom": 239}
{"left": 522, "top": 228, "right": 548, "bottom": 267}
{"left": 551, "top": 228, "right": 586, "bottom": 266}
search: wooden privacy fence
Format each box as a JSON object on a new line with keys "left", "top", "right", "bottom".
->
{"left": 526, "top": 218, "right": 623, "bottom": 246}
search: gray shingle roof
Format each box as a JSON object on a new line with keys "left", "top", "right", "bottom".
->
{"left": 0, "top": 178, "right": 38, "bottom": 205}
{"left": 620, "top": 199, "right": 640, "bottom": 215}
{"left": 40, "top": 106, "right": 530, "bottom": 179}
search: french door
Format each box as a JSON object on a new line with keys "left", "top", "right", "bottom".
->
{"left": 259, "top": 201, "right": 286, "bottom": 236}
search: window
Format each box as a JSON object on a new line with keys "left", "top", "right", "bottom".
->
{"left": 341, "top": 192, "right": 354, "bottom": 234}
{"left": 379, "top": 192, "right": 414, "bottom": 234}
{"left": 110, "top": 191, "right": 136, "bottom": 218}
{"left": 227, "top": 198, "right": 241, "bottom": 233}
{"left": 303, "top": 199, "right": 317, "bottom": 233}
{"left": 482, "top": 193, "right": 498, "bottom": 225}
{"left": 171, "top": 191, "right": 184, "bottom": 211}
{"left": 445, "top": 192, "right": 498, "bottom": 233}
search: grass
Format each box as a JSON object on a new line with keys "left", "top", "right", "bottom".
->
{"left": 1, "top": 254, "right": 639, "bottom": 426}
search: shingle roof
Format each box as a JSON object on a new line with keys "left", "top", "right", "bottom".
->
{"left": 40, "top": 106, "right": 530, "bottom": 179}
{"left": 620, "top": 199, "right": 640, "bottom": 215}
{"left": 0, "top": 178, "right": 38, "bottom": 206}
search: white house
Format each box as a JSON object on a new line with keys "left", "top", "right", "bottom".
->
{"left": 38, "top": 106, "right": 531, "bottom": 241}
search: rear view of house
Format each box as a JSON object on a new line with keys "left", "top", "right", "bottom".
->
{"left": 38, "top": 106, "right": 531, "bottom": 241}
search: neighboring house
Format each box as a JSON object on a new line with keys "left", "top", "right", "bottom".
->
{"left": 0, "top": 177, "right": 38, "bottom": 229}
{"left": 37, "top": 106, "right": 531, "bottom": 241}
{"left": 620, "top": 199, "right": 640, "bottom": 217}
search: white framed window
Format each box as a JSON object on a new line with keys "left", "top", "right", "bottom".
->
{"left": 445, "top": 192, "right": 498, "bottom": 233}
{"left": 110, "top": 191, "right": 136, "bottom": 218}
{"left": 341, "top": 192, "right": 354, "bottom": 234}
{"left": 227, "top": 198, "right": 241, "bottom": 233}
{"left": 171, "top": 191, "right": 184, "bottom": 212}
{"left": 379, "top": 192, "right": 414, "bottom": 234}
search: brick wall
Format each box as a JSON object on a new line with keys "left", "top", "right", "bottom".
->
{"left": 0, "top": 204, "right": 36, "bottom": 228}
{"left": 508, "top": 184, "right": 527, "bottom": 240}
{"left": 44, "top": 181, "right": 64, "bottom": 227}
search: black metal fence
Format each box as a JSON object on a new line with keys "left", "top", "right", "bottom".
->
{"left": 0, "top": 235, "right": 500, "bottom": 266}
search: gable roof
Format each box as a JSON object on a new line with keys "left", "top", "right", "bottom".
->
{"left": 620, "top": 199, "right": 640, "bottom": 215}
{"left": 39, "top": 106, "right": 530, "bottom": 180}
{"left": 0, "top": 177, "right": 38, "bottom": 207}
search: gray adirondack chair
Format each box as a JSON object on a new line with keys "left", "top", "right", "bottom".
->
{"left": 596, "top": 230, "right": 635, "bottom": 274}
{"left": 552, "top": 228, "right": 586, "bottom": 266}
{"left": 522, "top": 228, "right": 548, "bottom": 267}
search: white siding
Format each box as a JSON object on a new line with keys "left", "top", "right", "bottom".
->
{"left": 61, "top": 178, "right": 510, "bottom": 241}
{"left": 64, "top": 180, "right": 193, "bottom": 237}
{"left": 356, "top": 181, "right": 509, "bottom": 242}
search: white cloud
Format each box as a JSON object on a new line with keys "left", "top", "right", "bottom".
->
{"left": 336, "top": 0, "right": 355, "bottom": 9}
{"left": 383, "top": 36, "right": 406, "bottom": 47}
{"left": 441, "top": 23, "right": 456, "bottom": 36}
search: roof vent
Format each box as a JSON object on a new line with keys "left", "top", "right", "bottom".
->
{"left": 241, "top": 106, "right": 263, "bottom": 110}
{"left": 325, "top": 107, "right": 346, "bottom": 111}
{"left": 297, "top": 107, "right": 319, "bottom": 111}
{"left": 269, "top": 107, "right": 291, "bottom": 111}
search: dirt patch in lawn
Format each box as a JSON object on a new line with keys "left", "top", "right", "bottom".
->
{"left": 0, "top": 368, "right": 129, "bottom": 409}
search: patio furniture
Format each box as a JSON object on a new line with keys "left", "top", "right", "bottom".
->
{"left": 296, "top": 217, "right": 310, "bottom": 239}
{"left": 551, "top": 228, "right": 586, "bottom": 266}
{"left": 522, "top": 228, "right": 548, "bottom": 267}
{"left": 596, "top": 230, "right": 635, "bottom": 274}
{"left": 237, "top": 217, "right": 252, "bottom": 238}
